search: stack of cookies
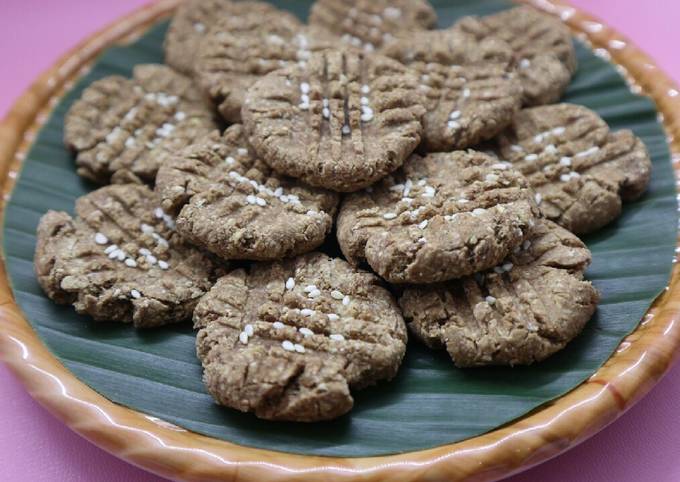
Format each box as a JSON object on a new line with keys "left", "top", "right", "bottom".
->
{"left": 35, "top": 0, "right": 652, "bottom": 422}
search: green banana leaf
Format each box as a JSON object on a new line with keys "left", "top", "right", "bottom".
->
{"left": 3, "top": 0, "right": 677, "bottom": 457}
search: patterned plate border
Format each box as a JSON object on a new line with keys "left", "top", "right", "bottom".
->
{"left": 0, "top": 1, "right": 679, "bottom": 480}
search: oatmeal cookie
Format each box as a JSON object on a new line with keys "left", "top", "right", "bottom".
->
{"left": 194, "top": 252, "right": 407, "bottom": 421}
{"left": 496, "top": 103, "right": 651, "bottom": 234}
{"left": 155, "top": 125, "right": 339, "bottom": 261}
{"left": 400, "top": 220, "right": 599, "bottom": 367}
{"left": 382, "top": 28, "right": 522, "bottom": 151}
{"left": 337, "top": 150, "right": 540, "bottom": 283}
{"left": 309, "top": 0, "right": 437, "bottom": 52}
{"left": 455, "top": 6, "right": 577, "bottom": 105}
{"left": 64, "top": 64, "right": 216, "bottom": 184}
{"left": 242, "top": 49, "right": 426, "bottom": 192}
{"left": 35, "top": 184, "right": 218, "bottom": 328}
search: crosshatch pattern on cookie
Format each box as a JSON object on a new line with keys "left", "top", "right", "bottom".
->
{"left": 309, "top": 0, "right": 437, "bottom": 52}
{"left": 337, "top": 150, "right": 540, "bottom": 283}
{"left": 243, "top": 49, "right": 426, "bottom": 192}
{"left": 194, "top": 252, "right": 407, "bottom": 421}
{"left": 64, "top": 64, "right": 216, "bottom": 184}
{"left": 34, "top": 184, "right": 218, "bottom": 328}
{"left": 155, "top": 125, "right": 339, "bottom": 261}
{"left": 400, "top": 220, "right": 599, "bottom": 367}
{"left": 496, "top": 103, "right": 651, "bottom": 234}
{"left": 382, "top": 29, "right": 522, "bottom": 151}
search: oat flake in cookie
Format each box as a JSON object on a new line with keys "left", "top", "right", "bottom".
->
{"left": 164, "top": 0, "right": 289, "bottom": 76}
{"left": 382, "top": 28, "right": 522, "bottom": 152}
{"left": 455, "top": 6, "right": 577, "bottom": 106}
{"left": 400, "top": 220, "right": 599, "bottom": 367}
{"left": 496, "top": 103, "right": 651, "bottom": 234}
{"left": 155, "top": 125, "right": 339, "bottom": 261}
{"left": 195, "top": 8, "right": 334, "bottom": 123}
{"left": 309, "top": 0, "right": 437, "bottom": 52}
{"left": 194, "top": 252, "right": 407, "bottom": 421}
{"left": 34, "top": 184, "right": 218, "bottom": 328}
{"left": 243, "top": 49, "right": 426, "bottom": 192}
{"left": 64, "top": 64, "right": 216, "bottom": 184}
{"left": 337, "top": 150, "right": 540, "bottom": 284}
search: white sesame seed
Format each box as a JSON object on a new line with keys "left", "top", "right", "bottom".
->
{"left": 294, "top": 343, "right": 306, "bottom": 353}
{"left": 174, "top": 111, "right": 186, "bottom": 121}
{"left": 511, "top": 144, "right": 523, "bottom": 152}
{"left": 158, "top": 260, "right": 169, "bottom": 270}
{"left": 383, "top": 212, "right": 397, "bottom": 220}
{"left": 303, "top": 285, "right": 316, "bottom": 293}
{"left": 418, "top": 220, "right": 428, "bottom": 229}
{"left": 361, "top": 84, "right": 370, "bottom": 94}
{"left": 342, "top": 125, "right": 351, "bottom": 135}
{"left": 139, "top": 248, "right": 151, "bottom": 256}
{"left": 494, "top": 266, "right": 505, "bottom": 274}
{"left": 225, "top": 156, "right": 236, "bottom": 165}
{"left": 246, "top": 194, "right": 257, "bottom": 205}
{"left": 576, "top": 146, "right": 599, "bottom": 157}
{"left": 193, "top": 22, "right": 205, "bottom": 33}
{"left": 458, "top": 198, "right": 469, "bottom": 204}
{"left": 485, "top": 296, "right": 496, "bottom": 304}
{"left": 140, "top": 223, "right": 154, "bottom": 234}
{"left": 255, "top": 197, "right": 267, "bottom": 207}
{"left": 94, "top": 232, "right": 108, "bottom": 245}
{"left": 104, "top": 245, "right": 118, "bottom": 254}
{"left": 286, "top": 277, "right": 295, "bottom": 290}
{"left": 524, "top": 154, "right": 538, "bottom": 162}
{"left": 342, "top": 295, "right": 350, "bottom": 306}
{"left": 449, "top": 110, "right": 461, "bottom": 119}
{"left": 273, "top": 321, "right": 285, "bottom": 329}
{"left": 146, "top": 255, "right": 157, "bottom": 265}
{"left": 282, "top": 340, "right": 295, "bottom": 351}
{"left": 519, "top": 58, "right": 531, "bottom": 69}
{"left": 239, "top": 331, "right": 249, "bottom": 345}
{"left": 552, "top": 127, "right": 566, "bottom": 135}
{"left": 322, "top": 107, "right": 330, "bottom": 119}
{"left": 360, "top": 96, "right": 369, "bottom": 105}
{"left": 491, "top": 163, "right": 509, "bottom": 170}
{"left": 560, "top": 173, "right": 571, "bottom": 182}
{"left": 485, "top": 174, "right": 498, "bottom": 182}
{"left": 502, "top": 262, "right": 513, "bottom": 272}
{"left": 116, "top": 251, "right": 126, "bottom": 261}
{"left": 300, "top": 82, "right": 310, "bottom": 94}
{"left": 418, "top": 237, "right": 427, "bottom": 244}
{"left": 301, "top": 308, "right": 315, "bottom": 317}
{"left": 523, "top": 240, "right": 532, "bottom": 250}
{"left": 330, "top": 334, "right": 345, "bottom": 341}
{"left": 535, "top": 193, "right": 543, "bottom": 205}
{"left": 447, "top": 120, "right": 460, "bottom": 130}
{"left": 124, "top": 137, "right": 136, "bottom": 148}
{"left": 423, "top": 186, "right": 436, "bottom": 197}
{"left": 331, "top": 290, "right": 344, "bottom": 300}
{"left": 308, "top": 289, "right": 321, "bottom": 298}
{"left": 130, "top": 289, "right": 141, "bottom": 299}
{"left": 472, "top": 208, "right": 486, "bottom": 216}
{"left": 125, "top": 258, "right": 137, "bottom": 268}
{"left": 570, "top": 171, "right": 581, "bottom": 179}
{"left": 533, "top": 134, "right": 544, "bottom": 144}
{"left": 545, "top": 144, "right": 557, "bottom": 154}
{"left": 154, "top": 208, "right": 164, "bottom": 219}
{"left": 299, "top": 327, "right": 314, "bottom": 337}
{"left": 560, "top": 157, "right": 572, "bottom": 166}
{"left": 244, "top": 324, "right": 254, "bottom": 337}
{"left": 462, "top": 88, "right": 471, "bottom": 98}
{"left": 327, "top": 313, "right": 339, "bottom": 322}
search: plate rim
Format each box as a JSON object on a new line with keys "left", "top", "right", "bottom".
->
{"left": 1, "top": 0, "right": 679, "bottom": 481}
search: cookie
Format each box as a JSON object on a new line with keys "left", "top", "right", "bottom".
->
{"left": 455, "top": 6, "right": 577, "bottom": 106}
{"left": 309, "top": 0, "right": 437, "bottom": 52}
{"left": 195, "top": 8, "right": 335, "bottom": 123}
{"left": 496, "top": 103, "right": 652, "bottom": 234}
{"left": 194, "top": 252, "right": 407, "bottom": 421}
{"left": 34, "top": 184, "right": 218, "bottom": 328}
{"left": 64, "top": 64, "right": 216, "bottom": 184}
{"left": 155, "top": 125, "right": 339, "bottom": 261}
{"left": 164, "top": 0, "right": 288, "bottom": 76}
{"left": 337, "top": 150, "right": 540, "bottom": 284}
{"left": 242, "top": 49, "right": 426, "bottom": 192}
{"left": 381, "top": 29, "right": 522, "bottom": 151}
{"left": 400, "top": 220, "right": 599, "bottom": 367}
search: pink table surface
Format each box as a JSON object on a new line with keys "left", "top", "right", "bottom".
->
{"left": 1, "top": 1, "right": 680, "bottom": 481}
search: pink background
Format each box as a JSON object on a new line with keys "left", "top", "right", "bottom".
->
{"left": 1, "top": 1, "right": 679, "bottom": 480}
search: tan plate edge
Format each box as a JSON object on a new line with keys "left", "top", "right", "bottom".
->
{"left": 1, "top": 1, "right": 679, "bottom": 481}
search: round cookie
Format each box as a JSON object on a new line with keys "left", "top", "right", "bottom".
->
{"left": 309, "top": 0, "right": 437, "bottom": 52}
{"left": 336, "top": 150, "right": 540, "bottom": 284}
{"left": 164, "top": 0, "right": 289, "bottom": 76}
{"left": 194, "top": 252, "right": 407, "bottom": 421}
{"left": 400, "top": 220, "right": 599, "bottom": 367}
{"left": 195, "top": 9, "right": 335, "bottom": 123}
{"left": 155, "top": 125, "right": 339, "bottom": 261}
{"left": 455, "top": 6, "right": 577, "bottom": 106}
{"left": 64, "top": 64, "right": 216, "bottom": 184}
{"left": 242, "top": 49, "right": 426, "bottom": 192}
{"left": 496, "top": 103, "right": 652, "bottom": 234}
{"left": 34, "top": 184, "right": 219, "bottom": 328}
{"left": 381, "top": 28, "right": 522, "bottom": 151}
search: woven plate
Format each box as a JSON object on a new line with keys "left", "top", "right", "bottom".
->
{"left": 1, "top": 0, "right": 679, "bottom": 480}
